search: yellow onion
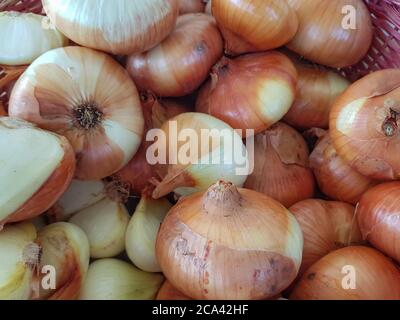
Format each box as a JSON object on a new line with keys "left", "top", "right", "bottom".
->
{"left": 156, "top": 280, "right": 191, "bottom": 300}
{"left": 35, "top": 222, "right": 90, "bottom": 300}
{"left": 0, "top": 222, "right": 37, "bottom": 300}
{"left": 330, "top": 69, "right": 400, "bottom": 180}
{"left": 9, "top": 46, "right": 144, "bottom": 180}
{"left": 70, "top": 198, "right": 130, "bottom": 259}
{"left": 289, "top": 199, "right": 362, "bottom": 276}
{"left": 42, "top": 0, "right": 179, "bottom": 55}
{"left": 290, "top": 246, "right": 400, "bottom": 300}
{"left": 150, "top": 113, "right": 249, "bottom": 199}
{"left": 179, "top": 0, "right": 206, "bottom": 14}
{"left": 244, "top": 122, "right": 315, "bottom": 208}
{"left": 211, "top": 0, "right": 298, "bottom": 55}
{"left": 126, "top": 195, "right": 172, "bottom": 272}
{"left": 286, "top": 0, "right": 373, "bottom": 68}
{"left": 356, "top": 182, "right": 400, "bottom": 263}
{"left": 79, "top": 259, "right": 164, "bottom": 300}
{"left": 0, "top": 117, "right": 75, "bottom": 227}
{"left": 127, "top": 14, "right": 223, "bottom": 97}
{"left": 283, "top": 61, "right": 350, "bottom": 129}
{"left": 156, "top": 180, "right": 303, "bottom": 300}
{"left": 0, "top": 11, "right": 68, "bottom": 66}
{"left": 310, "top": 131, "right": 377, "bottom": 205}
{"left": 196, "top": 52, "right": 297, "bottom": 135}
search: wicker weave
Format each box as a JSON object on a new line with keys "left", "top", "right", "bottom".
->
{"left": 0, "top": 0, "right": 399, "bottom": 110}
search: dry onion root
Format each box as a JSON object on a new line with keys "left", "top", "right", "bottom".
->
{"left": 9, "top": 46, "right": 144, "bottom": 180}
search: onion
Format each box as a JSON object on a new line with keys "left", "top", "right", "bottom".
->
{"left": 151, "top": 113, "right": 249, "bottom": 199}
{"left": 196, "top": 52, "right": 297, "bottom": 135}
{"left": 35, "top": 222, "right": 90, "bottom": 300}
{"left": 211, "top": 0, "right": 298, "bottom": 55}
{"left": 127, "top": 14, "right": 223, "bottom": 97}
{"left": 356, "top": 182, "right": 400, "bottom": 263}
{"left": 286, "top": 0, "right": 373, "bottom": 68}
{"left": 69, "top": 198, "right": 130, "bottom": 259}
{"left": 126, "top": 195, "right": 172, "bottom": 272}
{"left": 289, "top": 199, "right": 362, "bottom": 276}
{"left": 79, "top": 259, "right": 164, "bottom": 300}
{"left": 156, "top": 180, "right": 303, "bottom": 300}
{"left": 9, "top": 46, "right": 144, "bottom": 180}
{"left": 290, "top": 246, "right": 400, "bottom": 300}
{"left": 42, "top": 0, "right": 179, "bottom": 55}
{"left": 0, "top": 222, "right": 37, "bottom": 300}
{"left": 0, "top": 117, "right": 75, "bottom": 227}
{"left": 330, "top": 69, "right": 400, "bottom": 180}
{"left": 0, "top": 11, "right": 68, "bottom": 66}
{"left": 156, "top": 280, "right": 191, "bottom": 300}
{"left": 179, "top": 0, "right": 206, "bottom": 14}
{"left": 283, "top": 61, "right": 350, "bottom": 129}
{"left": 310, "top": 131, "right": 377, "bottom": 205}
{"left": 244, "top": 122, "right": 315, "bottom": 208}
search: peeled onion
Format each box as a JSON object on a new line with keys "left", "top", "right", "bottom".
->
{"left": 310, "top": 131, "right": 377, "bottom": 205}
{"left": 290, "top": 246, "right": 400, "bottom": 300}
{"left": 212, "top": 0, "right": 298, "bottom": 55}
{"left": 179, "top": 0, "right": 206, "bottom": 14}
{"left": 156, "top": 280, "right": 191, "bottom": 300}
{"left": 196, "top": 52, "right": 297, "bottom": 135}
{"left": 286, "top": 0, "right": 373, "bottom": 68}
{"left": 156, "top": 180, "right": 303, "bottom": 300}
{"left": 356, "top": 182, "right": 400, "bottom": 263}
{"left": 244, "top": 122, "right": 315, "bottom": 208}
{"left": 0, "top": 117, "right": 75, "bottom": 227}
{"left": 330, "top": 69, "right": 400, "bottom": 180}
{"left": 9, "top": 46, "right": 144, "bottom": 180}
{"left": 0, "top": 11, "right": 68, "bottom": 66}
{"left": 127, "top": 13, "right": 223, "bottom": 97}
{"left": 42, "top": 0, "right": 179, "bottom": 55}
{"left": 289, "top": 199, "right": 362, "bottom": 276}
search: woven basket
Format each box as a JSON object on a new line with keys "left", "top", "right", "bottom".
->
{"left": 1, "top": 0, "right": 400, "bottom": 112}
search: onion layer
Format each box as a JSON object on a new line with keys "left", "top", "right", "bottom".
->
{"left": 9, "top": 46, "right": 144, "bottom": 180}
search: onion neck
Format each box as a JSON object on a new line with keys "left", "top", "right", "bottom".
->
{"left": 152, "top": 169, "right": 195, "bottom": 199}
{"left": 202, "top": 180, "right": 242, "bottom": 213}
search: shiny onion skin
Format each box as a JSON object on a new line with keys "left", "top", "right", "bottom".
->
{"left": 289, "top": 199, "right": 362, "bottom": 276}
{"left": 290, "top": 246, "right": 400, "bottom": 300}
{"left": 196, "top": 52, "right": 297, "bottom": 135}
{"left": 9, "top": 46, "right": 144, "bottom": 180}
{"left": 156, "top": 180, "right": 303, "bottom": 300}
{"left": 330, "top": 69, "right": 400, "bottom": 180}
{"left": 156, "top": 280, "right": 191, "bottom": 300}
{"left": 0, "top": 118, "right": 75, "bottom": 227}
{"left": 127, "top": 14, "right": 223, "bottom": 97}
{"left": 244, "top": 122, "right": 315, "bottom": 207}
{"left": 179, "top": 0, "right": 206, "bottom": 14}
{"left": 310, "top": 132, "right": 377, "bottom": 205}
{"left": 286, "top": 0, "right": 373, "bottom": 68}
{"left": 283, "top": 62, "right": 350, "bottom": 129}
{"left": 356, "top": 182, "right": 400, "bottom": 263}
{"left": 211, "top": 0, "right": 298, "bottom": 55}
{"left": 42, "top": 0, "right": 179, "bottom": 55}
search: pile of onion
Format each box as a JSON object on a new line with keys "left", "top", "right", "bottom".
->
{"left": 9, "top": 46, "right": 144, "bottom": 180}
{"left": 244, "top": 122, "right": 315, "bottom": 207}
{"left": 156, "top": 180, "right": 303, "bottom": 300}
{"left": 330, "top": 69, "right": 400, "bottom": 180}
{"left": 196, "top": 51, "right": 297, "bottom": 135}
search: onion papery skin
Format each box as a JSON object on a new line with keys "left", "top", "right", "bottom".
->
{"left": 42, "top": 0, "right": 179, "bottom": 55}
{"left": 179, "top": 0, "right": 206, "bottom": 14}
{"left": 211, "top": 0, "right": 298, "bottom": 55}
{"left": 9, "top": 46, "right": 144, "bottom": 180}
{"left": 286, "top": 0, "right": 373, "bottom": 68}
{"left": 290, "top": 246, "right": 400, "bottom": 300}
{"left": 244, "top": 122, "right": 315, "bottom": 207}
{"left": 329, "top": 69, "right": 400, "bottom": 180}
{"left": 289, "top": 199, "right": 362, "bottom": 276}
{"left": 156, "top": 280, "right": 191, "bottom": 300}
{"left": 196, "top": 52, "right": 297, "bottom": 135}
{"left": 127, "top": 14, "right": 223, "bottom": 97}
{"left": 283, "top": 62, "right": 350, "bottom": 130}
{"left": 0, "top": 117, "right": 75, "bottom": 226}
{"left": 156, "top": 180, "right": 303, "bottom": 300}
{"left": 310, "top": 132, "right": 377, "bottom": 205}
{"left": 356, "top": 182, "right": 400, "bottom": 263}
